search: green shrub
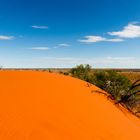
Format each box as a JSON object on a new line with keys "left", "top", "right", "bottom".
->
{"left": 118, "top": 79, "right": 140, "bottom": 104}
{"left": 70, "top": 64, "right": 92, "bottom": 82}
{"left": 92, "top": 70, "right": 132, "bottom": 102}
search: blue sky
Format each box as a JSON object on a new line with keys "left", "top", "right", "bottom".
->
{"left": 0, "top": 0, "right": 140, "bottom": 68}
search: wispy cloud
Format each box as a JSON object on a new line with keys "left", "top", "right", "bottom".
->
{"left": 0, "top": 35, "right": 15, "bottom": 40}
{"left": 58, "top": 43, "right": 70, "bottom": 47}
{"left": 28, "top": 47, "right": 50, "bottom": 50}
{"left": 78, "top": 36, "right": 123, "bottom": 43}
{"left": 108, "top": 23, "right": 140, "bottom": 38}
{"left": 107, "top": 38, "right": 124, "bottom": 42}
{"left": 28, "top": 43, "right": 70, "bottom": 51}
{"left": 78, "top": 36, "right": 106, "bottom": 43}
{"left": 53, "top": 43, "right": 70, "bottom": 48}
{"left": 31, "top": 25, "right": 48, "bottom": 29}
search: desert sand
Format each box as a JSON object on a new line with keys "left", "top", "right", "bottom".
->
{"left": 0, "top": 70, "right": 140, "bottom": 140}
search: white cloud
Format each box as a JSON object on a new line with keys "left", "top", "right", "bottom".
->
{"left": 53, "top": 43, "right": 70, "bottom": 48}
{"left": 79, "top": 36, "right": 106, "bottom": 43}
{"left": 31, "top": 25, "right": 48, "bottom": 29}
{"left": 28, "top": 47, "right": 50, "bottom": 50}
{"left": 79, "top": 22, "right": 140, "bottom": 43}
{"left": 58, "top": 43, "right": 70, "bottom": 47}
{"left": 0, "top": 35, "right": 14, "bottom": 40}
{"left": 107, "top": 38, "right": 124, "bottom": 42}
{"left": 78, "top": 36, "right": 123, "bottom": 43}
{"left": 108, "top": 23, "right": 140, "bottom": 38}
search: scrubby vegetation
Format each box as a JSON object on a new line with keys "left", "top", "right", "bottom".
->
{"left": 69, "top": 64, "right": 140, "bottom": 117}
{"left": 120, "top": 72, "right": 140, "bottom": 83}
{"left": 70, "top": 64, "right": 92, "bottom": 82}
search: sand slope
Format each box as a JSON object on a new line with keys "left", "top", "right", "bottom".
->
{"left": 0, "top": 71, "right": 140, "bottom": 140}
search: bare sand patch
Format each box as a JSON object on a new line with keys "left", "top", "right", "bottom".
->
{"left": 0, "top": 71, "right": 139, "bottom": 140}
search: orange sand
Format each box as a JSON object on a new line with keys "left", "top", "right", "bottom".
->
{"left": 0, "top": 70, "right": 140, "bottom": 140}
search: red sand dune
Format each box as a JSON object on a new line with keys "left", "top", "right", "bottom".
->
{"left": 0, "top": 71, "right": 140, "bottom": 140}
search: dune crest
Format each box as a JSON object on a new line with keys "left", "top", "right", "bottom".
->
{"left": 0, "top": 71, "right": 140, "bottom": 140}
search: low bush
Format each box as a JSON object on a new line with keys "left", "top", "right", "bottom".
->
{"left": 92, "top": 70, "right": 132, "bottom": 102}
{"left": 70, "top": 64, "right": 92, "bottom": 82}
